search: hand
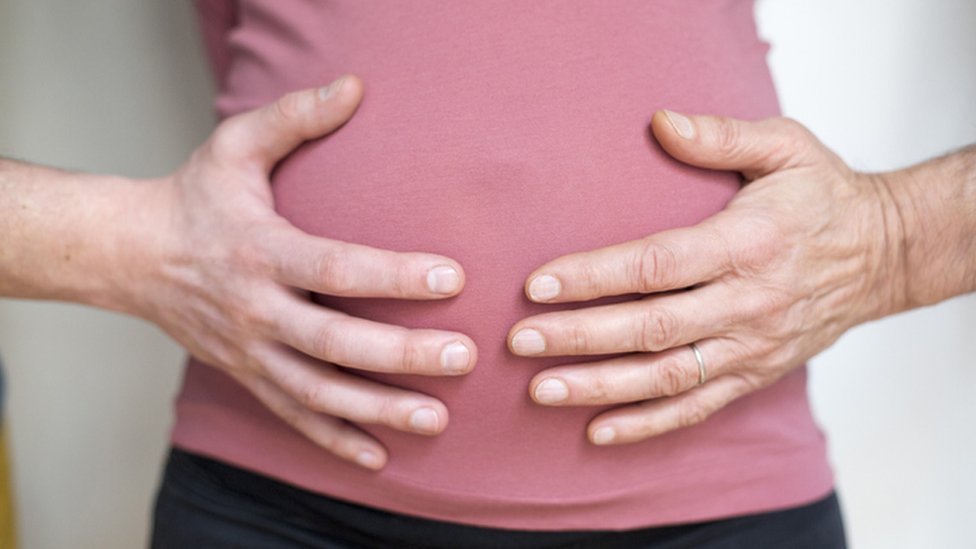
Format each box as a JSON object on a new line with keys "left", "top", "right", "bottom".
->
{"left": 507, "top": 111, "right": 902, "bottom": 445}
{"left": 130, "top": 76, "right": 476, "bottom": 469}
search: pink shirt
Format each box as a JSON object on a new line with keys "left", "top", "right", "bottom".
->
{"left": 175, "top": 0, "right": 833, "bottom": 530}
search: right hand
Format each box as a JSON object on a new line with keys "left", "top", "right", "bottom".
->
{"left": 131, "top": 75, "right": 476, "bottom": 470}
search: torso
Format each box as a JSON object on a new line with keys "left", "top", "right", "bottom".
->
{"left": 174, "top": 0, "right": 833, "bottom": 529}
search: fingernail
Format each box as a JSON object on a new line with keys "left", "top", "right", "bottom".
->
{"left": 664, "top": 110, "right": 695, "bottom": 139}
{"left": 409, "top": 407, "right": 440, "bottom": 434}
{"left": 534, "top": 378, "right": 569, "bottom": 404}
{"left": 427, "top": 265, "right": 460, "bottom": 294}
{"left": 318, "top": 76, "right": 346, "bottom": 101}
{"left": 356, "top": 450, "right": 383, "bottom": 470}
{"left": 528, "top": 275, "right": 561, "bottom": 302}
{"left": 592, "top": 426, "right": 616, "bottom": 445}
{"left": 511, "top": 329, "right": 546, "bottom": 355}
{"left": 440, "top": 341, "right": 470, "bottom": 373}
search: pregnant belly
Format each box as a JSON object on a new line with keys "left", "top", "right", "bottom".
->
{"left": 269, "top": 108, "right": 741, "bottom": 489}
{"left": 181, "top": 0, "right": 818, "bottom": 521}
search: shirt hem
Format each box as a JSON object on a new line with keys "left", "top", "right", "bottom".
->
{"left": 171, "top": 399, "right": 835, "bottom": 531}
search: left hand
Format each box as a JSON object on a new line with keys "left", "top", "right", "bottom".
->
{"left": 507, "top": 111, "right": 905, "bottom": 445}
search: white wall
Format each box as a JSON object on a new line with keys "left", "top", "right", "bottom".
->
{"left": 0, "top": 1, "right": 973, "bottom": 548}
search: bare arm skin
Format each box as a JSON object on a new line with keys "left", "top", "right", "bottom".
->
{"left": 877, "top": 143, "right": 976, "bottom": 312}
{"left": 508, "top": 112, "right": 975, "bottom": 445}
{"left": 0, "top": 162, "right": 166, "bottom": 308}
{"left": 0, "top": 76, "right": 478, "bottom": 469}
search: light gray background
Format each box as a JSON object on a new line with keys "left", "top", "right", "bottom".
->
{"left": 1, "top": 1, "right": 974, "bottom": 547}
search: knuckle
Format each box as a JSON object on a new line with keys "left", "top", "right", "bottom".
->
{"left": 678, "top": 399, "right": 711, "bottom": 429}
{"left": 315, "top": 430, "right": 344, "bottom": 453}
{"left": 653, "top": 358, "right": 687, "bottom": 397}
{"left": 567, "top": 323, "right": 594, "bottom": 354}
{"left": 728, "top": 220, "right": 779, "bottom": 271}
{"left": 753, "top": 221, "right": 783, "bottom": 253}
{"left": 634, "top": 241, "right": 677, "bottom": 292}
{"left": 187, "top": 143, "right": 214, "bottom": 170}
{"left": 328, "top": 434, "right": 361, "bottom": 461}
{"left": 778, "top": 117, "right": 811, "bottom": 144}
{"left": 310, "top": 323, "right": 341, "bottom": 361}
{"left": 749, "top": 289, "right": 783, "bottom": 320}
{"left": 208, "top": 117, "right": 243, "bottom": 160}
{"left": 373, "top": 395, "right": 403, "bottom": 427}
{"left": 222, "top": 301, "right": 249, "bottom": 329}
{"left": 222, "top": 294, "right": 277, "bottom": 342}
{"left": 577, "top": 261, "right": 605, "bottom": 298}
{"left": 637, "top": 308, "right": 679, "bottom": 351}
{"left": 230, "top": 234, "right": 275, "bottom": 275}
{"left": 581, "top": 373, "right": 612, "bottom": 402}
{"left": 195, "top": 332, "right": 242, "bottom": 371}
{"left": 297, "top": 382, "right": 331, "bottom": 410}
{"left": 314, "top": 250, "right": 355, "bottom": 294}
{"left": 299, "top": 416, "right": 345, "bottom": 451}
{"left": 766, "top": 341, "right": 798, "bottom": 369}
{"left": 388, "top": 256, "right": 412, "bottom": 297}
{"left": 271, "top": 92, "right": 306, "bottom": 124}
{"left": 768, "top": 117, "right": 813, "bottom": 164}
{"left": 714, "top": 116, "right": 742, "bottom": 158}
{"left": 236, "top": 342, "right": 266, "bottom": 373}
{"left": 239, "top": 304, "right": 275, "bottom": 335}
{"left": 722, "top": 338, "right": 754, "bottom": 369}
{"left": 397, "top": 333, "right": 428, "bottom": 374}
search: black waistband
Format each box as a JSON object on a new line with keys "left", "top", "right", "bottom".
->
{"left": 152, "top": 447, "right": 847, "bottom": 549}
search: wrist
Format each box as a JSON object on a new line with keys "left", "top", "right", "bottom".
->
{"left": 871, "top": 146, "right": 976, "bottom": 313}
{"left": 863, "top": 170, "right": 914, "bottom": 317}
{"left": 83, "top": 175, "right": 181, "bottom": 318}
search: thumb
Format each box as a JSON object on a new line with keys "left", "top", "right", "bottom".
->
{"left": 650, "top": 110, "right": 819, "bottom": 181}
{"left": 210, "top": 75, "right": 365, "bottom": 172}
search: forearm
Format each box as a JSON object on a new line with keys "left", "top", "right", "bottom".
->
{"left": 0, "top": 157, "right": 168, "bottom": 311}
{"left": 878, "top": 145, "right": 976, "bottom": 312}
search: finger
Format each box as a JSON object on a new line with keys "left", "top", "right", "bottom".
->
{"left": 510, "top": 285, "right": 728, "bottom": 357}
{"left": 274, "top": 299, "right": 476, "bottom": 375}
{"left": 211, "top": 74, "right": 365, "bottom": 171}
{"left": 523, "top": 224, "right": 731, "bottom": 303}
{"left": 528, "top": 342, "right": 718, "bottom": 406}
{"left": 256, "top": 345, "right": 451, "bottom": 436}
{"left": 262, "top": 224, "right": 466, "bottom": 298}
{"left": 232, "top": 370, "right": 388, "bottom": 470}
{"left": 585, "top": 374, "right": 752, "bottom": 445}
{"left": 651, "top": 111, "right": 821, "bottom": 181}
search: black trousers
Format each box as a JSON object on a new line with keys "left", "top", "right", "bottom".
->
{"left": 151, "top": 448, "right": 847, "bottom": 549}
